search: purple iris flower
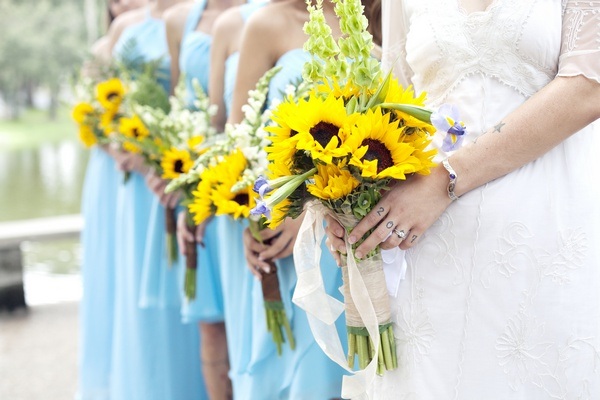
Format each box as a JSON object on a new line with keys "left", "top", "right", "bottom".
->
{"left": 253, "top": 175, "right": 271, "bottom": 198}
{"left": 431, "top": 104, "right": 467, "bottom": 152}
{"left": 250, "top": 200, "right": 271, "bottom": 220}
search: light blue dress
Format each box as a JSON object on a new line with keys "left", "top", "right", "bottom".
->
{"left": 177, "top": 0, "right": 225, "bottom": 324}
{"left": 77, "top": 147, "right": 119, "bottom": 400}
{"left": 110, "top": 10, "right": 206, "bottom": 400}
{"left": 232, "top": 48, "right": 346, "bottom": 399}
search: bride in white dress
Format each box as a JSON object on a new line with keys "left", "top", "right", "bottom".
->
{"left": 324, "top": 0, "right": 600, "bottom": 398}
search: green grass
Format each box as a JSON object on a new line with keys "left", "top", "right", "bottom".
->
{"left": 0, "top": 106, "right": 77, "bottom": 150}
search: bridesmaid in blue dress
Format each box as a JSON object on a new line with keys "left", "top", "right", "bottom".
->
{"left": 206, "top": 2, "right": 271, "bottom": 397}
{"left": 106, "top": 2, "right": 206, "bottom": 399}
{"left": 77, "top": 1, "right": 147, "bottom": 399}
{"left": 160, "top": 0, "right": 244, "bottom": 398}
{"left": 229, "top": 1, "right": 348, "bottom": 398}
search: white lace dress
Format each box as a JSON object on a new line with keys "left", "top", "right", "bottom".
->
{"left": 375, "top": 1, "right": 600, "bottom": 399}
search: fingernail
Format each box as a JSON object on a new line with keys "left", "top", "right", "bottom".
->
{"left": 330, "top": 244, "right": 335, "bottom": 252}
{"left": 258, "top": 254, "right": 264, "bottom": 261}
{"left": 338, "top": 246, "right": 346, "bottom": 255}
{"left": 355, "top": 251, "right": 363, "bottom": 259}
{"left": 264, "top": 266, "right": 271, "bottom": 273}
{"left": 348, "top": 236, "right": 356, "bottom": 244}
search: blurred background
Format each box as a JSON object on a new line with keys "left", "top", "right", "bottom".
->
{"left": 0, "top": 0, "right": 109, "bottom": 398}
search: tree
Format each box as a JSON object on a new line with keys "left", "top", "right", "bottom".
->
{"left": 0, "top": 0, "right": 89, "bottom": 119}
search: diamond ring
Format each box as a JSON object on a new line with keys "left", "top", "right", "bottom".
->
{"left": 393, "top": 229, "right": 406, "bottom": 240}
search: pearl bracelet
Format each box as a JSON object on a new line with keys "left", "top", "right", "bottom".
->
{"left": 442, "top": 159, "right": 459, "bottom": 201}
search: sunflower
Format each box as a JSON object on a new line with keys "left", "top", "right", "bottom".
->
{"left": 161, "top": 148, "right": 194, "bottom": 180}
{"left": 290, "top": 94, "right": 354, "bottom": 164}
{"left": 78, "top": 124, "right": 97, "bottom": 148}
{"left": 268, "top": 198, "right": 291, "bottom": 230}
{"left": 346, "top": 108, "right": 426, "bottom": 180}
{"left": 187, "top": 136, "right": 205, "bottom": 153}
{"left": 189, "top": 171, "right": 218, "bottom": 225}
{"left": 118, "top": 115, "right": 150, "bottom": 141}
{"left": 72, "top": 102, "right": 95, "bottom": 124}
{"left": 211, "top": 150, "right": 256, "bottom": 219}
{"left": 384, "top": 78, "right": 435, "bottom": 134}
{"left": 96, "top": 78, "right": 125, "bottom": 111}
{"left": 313, "top": 78, "right": 363, "bottom": 101}
{"left": 265, "top": 98, "right": 302, "bottom": 165}
{"left": 307, "top": 162, "right": 359, "bottom": 200}
{"left": 99, "top": 109, "right": 117, "bottom": 133}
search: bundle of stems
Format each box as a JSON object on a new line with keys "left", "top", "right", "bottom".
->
{"left": 165, "top": 206, "right": 178, "bottom": 266}
{"left": 183, "top": 211, "right": 197, "bottom": 300}
{"left": 260, "top": 261, "right": 295, "bottom": 355}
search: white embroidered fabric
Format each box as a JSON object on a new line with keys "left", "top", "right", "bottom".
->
{"left": 374, "top": 1, "right": 600, "bottom": 399}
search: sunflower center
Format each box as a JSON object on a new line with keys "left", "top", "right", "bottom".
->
{"left": 309, "top": 121, "right": 339, "bottom": 148}
{"left": 107, "top": 92, "right": 119, "bottom": 101}
{"left": 132, "top": 128, "right": 139, "bottom": 138}
{"left": 233, "top": 192, "right": 249, "bottom": 206}
{"left": 174, "top": 159, "right": 184, "bottom": 173}
{"left": 361, "top": 139, "right": 393, "bottom": 173}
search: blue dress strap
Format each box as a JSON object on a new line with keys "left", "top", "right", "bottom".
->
{"left": 183, "top": 0, "right": 208, "bottom": 38}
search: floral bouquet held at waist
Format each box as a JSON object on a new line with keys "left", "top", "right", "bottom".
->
{"left": 251, "top": 0, "right": 466, "bottom": 376}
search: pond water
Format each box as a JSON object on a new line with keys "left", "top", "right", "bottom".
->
{"left": 0, "top": 140, "right": 89, "bottom": 222}
{"left": 1, "top": 140, "right": 89, "bottom": 304}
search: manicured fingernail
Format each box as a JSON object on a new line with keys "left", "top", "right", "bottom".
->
{"left": 264, "top": 266, "right": 271, "bottom": 273}
{"left": 355, "top": 251, "right": 363, "bottom": 259}
{"left": 330, "top": 244, "right": 336, "bottom": 252}
{"left": 348, "top": 236, "right": 357, "bottom": 244}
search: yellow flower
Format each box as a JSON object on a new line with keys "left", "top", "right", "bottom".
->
{"left": 78, "top": 124, "right": 97, "bottom": 148}
{"left": 72, "top": 102, "right": 95, "bottom": 124}
{"left": 211, "top": 150, "right": 256, "bottom": 220}
{"left": 122, "top": 141, "right": 141, "bottom": 154}
{"left": 161, "top": 148, "right": 194, "bottom": 180}
{"left": 188, "top": 150, "right": 255, "bottom": 225}
{"left": 346, "top": 108, "right": 426, "bottom": 180}
{"left": 289, "top": 94, "right": 354, "bottom": 164}
{"left": 99, "top": 109, "right": 117, "bottom": 133}
{"left": 268, "top": 198, "right": 291, "bottom": 230}
{"left": 118, "top": 115, "right": 150, "bottom": 141}
{"left": 187, "top": 136, "right": 205, "bottom": 153}
{"left": 189, "top": 173, "right": 218, "bottom": 226}
{"left": 307, "top": 162, "right": 359, "bottom": 200}
{"left": 385, "top": 78, "right": 435, "bottom": 134}
{"left": 96, "top": 78, "right": 125, "bottom": 111}
{"left": 313, "top": 79, "right": 362, "bottom": 100}
{"left": 266, "top": 99, "right": 302, "bottom": 165}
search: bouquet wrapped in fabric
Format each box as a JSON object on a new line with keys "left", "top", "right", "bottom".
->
{"left": 251, "top": 0, "right": 465, "bottom": 376}
{"left": 118, "top": 78, "right": 215, "bottom": 267}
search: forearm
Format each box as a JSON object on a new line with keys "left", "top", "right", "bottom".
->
{"left": 451, "top": 75, "right": 600, "bottom": 197}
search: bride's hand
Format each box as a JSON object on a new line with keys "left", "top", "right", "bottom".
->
{"left": 348, "top": 167, "right": 453, "bottom": 259}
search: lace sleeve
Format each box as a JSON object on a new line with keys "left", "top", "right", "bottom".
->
{"left": 558, "top": 1, "right": 600, "bottom": 83}
{"left": 381, "top": 0, "right": 413, "bottom": 87}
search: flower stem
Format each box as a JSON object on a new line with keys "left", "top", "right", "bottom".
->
{"left": 381, "top": 328, "right": 394, "bottom": 370}
{"left": 347, "top": 333, "right": 356, "bottom": 368}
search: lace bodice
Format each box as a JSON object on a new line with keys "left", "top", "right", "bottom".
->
{"left": 382, "top": 0, "right": 599, "bottom": 157}
{"left": 383, "top": 0, "right": 599, "bottom": 103}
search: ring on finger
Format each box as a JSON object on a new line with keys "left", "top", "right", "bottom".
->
{"left": 393, "top": 228, "right": 406, "bottom": 240}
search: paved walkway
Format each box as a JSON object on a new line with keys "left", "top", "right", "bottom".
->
{"left": 0, "top": 302, "right": 79, "bottom": 400}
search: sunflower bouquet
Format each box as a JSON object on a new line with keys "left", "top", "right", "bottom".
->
{"left": 71, "top": 76, "right": 127, "bottom": 148}
{"left": 251, "top": 0, "right": 464, "bottom": 377}
{"left": 117, "top": 78, "right": 215, "bottom": 267}
{"left": 167, "top": 67, "right": 298, "bottom": 354}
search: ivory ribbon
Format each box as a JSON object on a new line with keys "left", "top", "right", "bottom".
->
{"left": 293, "top": 202, "right": 384, "bottom": 399}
